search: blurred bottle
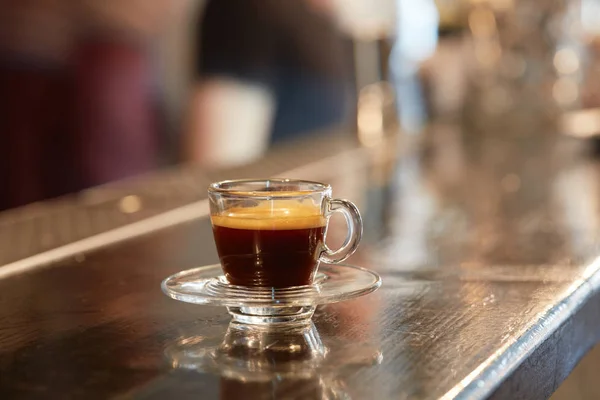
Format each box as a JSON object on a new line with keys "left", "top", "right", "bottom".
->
{"left": 356, "top": 82, "right": 398, "bottom": 148}
{"left": 329, "top": 0, "right": 396, "bottom": 92}
{"left": 391, "top": 0, "right": 439, "bottom": 133}
{"left": 328, "top": 0, "right": 439, "bottom": 139}
{"left": 461, "top": 0, "right": 568, "bottom": 143}
{"left": 557, "top": 1, "right": 600, "bottom": 148}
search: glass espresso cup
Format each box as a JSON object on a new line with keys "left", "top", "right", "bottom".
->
{"left": 208, "top": 179, "right": 362, "bottom": 288}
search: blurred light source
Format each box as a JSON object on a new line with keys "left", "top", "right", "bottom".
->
{"left": 330, "top": 0, "right": 396, "bottom": 39}
{"left": 581, "top": 0, "right": 600, "bottom": 36}
{"left": 560, "top": 108, "right": 600, "bottom": 138}
{"left": 358, "top": 106, "right": 384, "bottom": 147}
{"left": 357, "top": 89, "right": 385, "bottom": 147}
{"left": 468, "top": 8, "right": 497, "bottom": 37}
{"left": 468, "top": 6, "right": 501, "bottom": 69}
{"left": 553, "top": 77, "right": 579, "bottom": 105}
{"left": 553, "top": 48, "right": 580, "bottom": 75}
{"left": 357, "top": 83, "right": 396, "bottom": 147}
{"left": 390, "top": 0, "right": 437, "bottom": 133}
{"left": 119, "top": 195, "right": 142, "bottom": 214}
{"left": 395, "top": 0, "right": 439, "bottom": 64}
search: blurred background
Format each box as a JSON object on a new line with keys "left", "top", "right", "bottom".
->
{"left": 1, "top": 1, "right": 600, "bottom": 398}
{"left": 0, "top": 0, "right": 599, "bottom": 211}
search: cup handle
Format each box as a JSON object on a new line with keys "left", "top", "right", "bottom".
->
{"left": 319, "top": 198, "right": 363, "bottom": 264}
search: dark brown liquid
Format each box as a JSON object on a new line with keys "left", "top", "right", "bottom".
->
{"left": 212, "top": 224, "right": 326, "bottom": 287}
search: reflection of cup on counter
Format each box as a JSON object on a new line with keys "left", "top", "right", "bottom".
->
{"left": 219, "top": 322, "right": 325, "bottom": 364}
{"left": 165, "top": 322, "right": 382, "bottom": 400}
{"left": 217, "top": 323, "right": 327, "bottom": 400}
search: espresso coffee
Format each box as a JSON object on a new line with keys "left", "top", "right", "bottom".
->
{"left": 211, "top": 204, "right": 326, "bottom": 288}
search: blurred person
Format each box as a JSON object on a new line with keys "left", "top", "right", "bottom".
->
{"left": 184, "top": 0, "right": 353, "bottom": 168}
{"left": 0, "top": 0, "right": 186, "bottom": 211}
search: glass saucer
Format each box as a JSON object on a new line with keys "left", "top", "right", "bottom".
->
{"left": 161, "top": 263, "right": 381, "bottom": 325}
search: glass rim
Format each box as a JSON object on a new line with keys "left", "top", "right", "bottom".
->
{"left": 208, "top": 178, "right": 331, "bottom": 198}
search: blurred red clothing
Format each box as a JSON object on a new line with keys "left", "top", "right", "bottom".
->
{"left": 0, "top": 40, "right": 157, "bottom": 211}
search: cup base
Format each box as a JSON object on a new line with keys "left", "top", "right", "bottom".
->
{"left": 227, "top": 306, "right": 316, "bottom": 326}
